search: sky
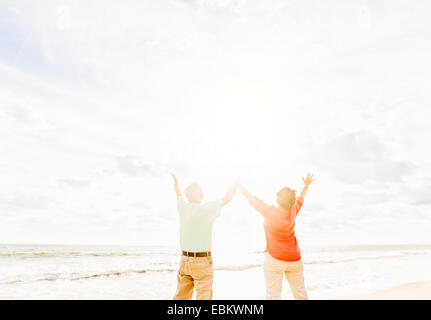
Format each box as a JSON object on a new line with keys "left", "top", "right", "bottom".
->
{"left": 0, "top": 0, "right": 430, "bottom": 248}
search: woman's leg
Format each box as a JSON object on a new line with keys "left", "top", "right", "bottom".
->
{"left": 284, "top": 260, "right": 308, "bottom": 300}
{"left": 263, "top": 252, "right": 284, "bottom": 300}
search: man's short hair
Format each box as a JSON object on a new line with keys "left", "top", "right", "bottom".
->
{"left": 185, "top": 182, "right": 203, "bottom": 202}
{"left": 277, "top": 187, "right": 296, "bottom": 210}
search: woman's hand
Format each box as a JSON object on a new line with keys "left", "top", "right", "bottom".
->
{"left": 302, "top": 173, "right": 315, "bottom": 186}
{"left": 239, "top": 184, "right": 252, "bottom": 200}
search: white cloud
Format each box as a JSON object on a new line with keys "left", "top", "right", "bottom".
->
{"left": 312, "top": 132, "right": 416, "bottom": 184}
{"left": 105, "top": 155, "right": 161, "bottom": 178}
{"left": 399, "top": 183, "right": 431, "bottom": 206}
{"left": 56, "top": 178, "right": 91, "bottom": 188}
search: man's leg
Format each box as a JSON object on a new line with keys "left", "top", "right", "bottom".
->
{"left": 190, "top": 256, "right": 214, "bottom": 300}
{"left": 284, "top": 260, "right": 308, "bottom": 300}
{"left": 173, "top": 256, "right": 194, "bottom": 300}
{"left": 263, "top": 253, "right": 283, "bottom": 300}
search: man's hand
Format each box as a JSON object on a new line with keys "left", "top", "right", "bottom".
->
{"left": 302, "top": 173, "right": 315, "bottom": 186}
{"left": 171, "top": 173, "right": 179, "bottom": 185}
{"left": 233, "top": 177, "right": 240, "bottom": 190}
{"left": 171, "top": 173, "right": 181, "bottom": 197}
{"left": 221, "top": 180, "right": 239, "bottom": 207}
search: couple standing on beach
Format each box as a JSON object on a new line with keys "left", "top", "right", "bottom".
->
{"left": 170, "top": 173, "right": 315, "bottom": 300}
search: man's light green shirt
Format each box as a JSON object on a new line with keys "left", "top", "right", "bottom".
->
{"left": 177, "top": 197, "right": 222, "bottom": 252}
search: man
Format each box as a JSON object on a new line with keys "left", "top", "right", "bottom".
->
{"left": 239, "top": 173, "right": 315, "bottom": 300}
{"left": 171, "top": 173, "right": 238, "bottom": 300}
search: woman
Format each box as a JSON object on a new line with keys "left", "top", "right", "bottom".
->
{"left": 239, "top": 173, "right": 315, "bottom": 300}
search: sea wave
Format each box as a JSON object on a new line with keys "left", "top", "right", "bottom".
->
{"left": 2, "top": 268, "right": 177, "bottom": 285}
{"left": 0, "top": 252, "right": 147, "bottom": 258}
{"left": 1, "top": 248, "right": 429, "bottom": 260}
{"left": 2, "top": 248, "right": 430, "bottom": 286}
{"left": 303, "top": 250, "right": 428, "bottom": 265}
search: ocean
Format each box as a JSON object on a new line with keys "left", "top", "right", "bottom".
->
{"left": 1, "top": 244, "right": 431, "bottom": 299}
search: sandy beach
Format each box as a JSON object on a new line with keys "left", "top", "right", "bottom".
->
{"left": 340, "top": 281, "right": 431, "bottom": 300}
{"left": 215, "top": 270, "right": 431, "bottom": 300}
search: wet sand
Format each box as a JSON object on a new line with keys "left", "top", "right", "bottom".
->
{"left": 340, "top": 281, "right": 431, "bottom": 300}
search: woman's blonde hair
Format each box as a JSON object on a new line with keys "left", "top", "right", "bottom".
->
{"left": 277, "top": 187, "right": 297, "bottom": 210}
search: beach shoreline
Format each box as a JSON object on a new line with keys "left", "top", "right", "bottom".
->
{"left": 338, "top": 281, "right": 431, "bottom": 300}
{"left": 2, "top": 244, "right": 431, "bottom": 299}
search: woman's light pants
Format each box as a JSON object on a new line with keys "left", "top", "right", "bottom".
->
{"left": 263, "top": 252, "right": 308, "bottom": 300}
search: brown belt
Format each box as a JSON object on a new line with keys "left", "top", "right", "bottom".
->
{"left": 182, "top": 251, "right": 211, "bottom": 257}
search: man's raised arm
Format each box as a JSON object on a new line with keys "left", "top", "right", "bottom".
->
{"left": 171, "top": 173, "right": 182, "bottom": 198}
{"left": 221, "top": 179, "right": 239, "bottom": 207}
